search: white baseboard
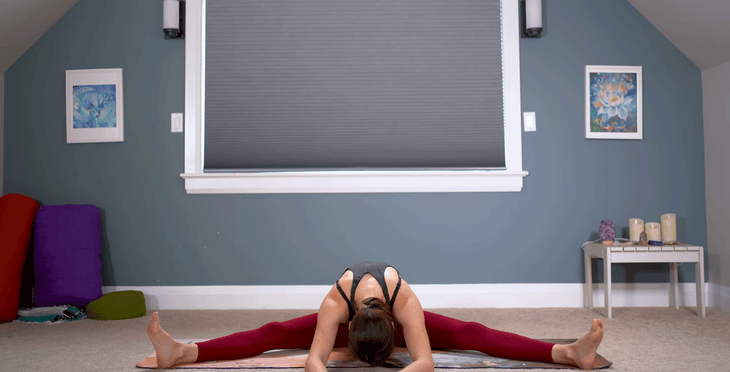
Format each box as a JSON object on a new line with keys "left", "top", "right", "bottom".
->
{"left": 102, "top": 282, "right": 726, "bottom": 311}
{"left": 709, "top": 283, "right": 730, "bottom": 312}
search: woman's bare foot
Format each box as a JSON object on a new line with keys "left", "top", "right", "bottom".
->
{"left": 146, "top": 312, "right": 198, "bottom": 368}
{"left": 572, "top": 319, "right": 603, "bottom": 369}
{"left": 552, "top": 319, "right": 604, "bottom": 370}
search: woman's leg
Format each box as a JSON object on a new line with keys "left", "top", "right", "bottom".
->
{"left": 196, "top": 312, "right": 350, "bottom": 362}
{"left": 147, "top": 311, "right": 349, "bottom": 368}
{"left": 421, "top": 311, "right": 604, "bottom": 369}
{"left": 422, "top": 311, "right": 555, "bottom": 363}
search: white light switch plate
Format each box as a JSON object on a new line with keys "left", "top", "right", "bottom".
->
{"left": 523, "top": 112, "right": 536, "bottom": 132}
{"left": 171, "top": 113, "right": 183, "bottom": 133}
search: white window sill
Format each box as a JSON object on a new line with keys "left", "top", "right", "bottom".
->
{"left": 180, "top": 170, "right": 529, "bottom": 194}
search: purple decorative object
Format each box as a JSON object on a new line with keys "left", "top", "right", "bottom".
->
{"left": 599, "top": 219, "right": 615, "bottom": 242}
{"left": 33, "top": 204, "right": 102, "bottom": 307}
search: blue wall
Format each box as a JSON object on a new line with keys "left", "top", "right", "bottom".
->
{"left": 3, "top": 0, "right": 706, "bottom": 286}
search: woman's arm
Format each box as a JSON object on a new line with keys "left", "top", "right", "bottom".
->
{"left": 393, "top": 282, "right": 434, "bottom": 372}
{"left": 305, "top": 287, "right": 348, "bottom": 372}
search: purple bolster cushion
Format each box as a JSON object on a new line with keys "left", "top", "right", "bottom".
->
{"left": 34, "top": 204, "right": 103, "bottom": 307}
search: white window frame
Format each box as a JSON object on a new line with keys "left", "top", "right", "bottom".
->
{"left": 181, "top": 0, "right": 527, "bottom": 194}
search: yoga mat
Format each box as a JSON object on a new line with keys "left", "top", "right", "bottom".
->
{"left": 137, "top": 339, "right": 611, "bottom": 369}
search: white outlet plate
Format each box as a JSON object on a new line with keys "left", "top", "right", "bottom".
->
{"left": 523, "top": 112, "right": 536, "bottom": 132}
{"left": 171, "top": 113, "right": 183, "bottom": 133}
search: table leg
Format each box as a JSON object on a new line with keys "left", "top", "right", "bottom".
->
{"left": 604, "top": 251, "right": 612, "bottom": 318}
{"left": 696, "top": 247, "right": 706, "bottom": 317}
{"left": 585, "top": 250, "right": 593, "bottom": 310}
{"left": 670, "top": 262, "right": 679, "bottom": 309}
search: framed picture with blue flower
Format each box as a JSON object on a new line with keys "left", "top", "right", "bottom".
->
{"left": 585, "top": 65, "right": 642, "bottom": 140}
{"left": 66, "top": 68, "right": 124, "bottom": 143}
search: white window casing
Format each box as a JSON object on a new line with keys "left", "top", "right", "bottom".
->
{"left": 181, "top": 0, "right": 527, "bottom": 194}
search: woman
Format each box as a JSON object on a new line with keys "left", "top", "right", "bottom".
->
{"left": 147, "top": 262, "right": 604, "bottom": 370}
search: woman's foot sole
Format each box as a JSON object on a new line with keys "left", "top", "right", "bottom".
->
{"left": 147, "top": 312, "right": 190, "bottom": 368}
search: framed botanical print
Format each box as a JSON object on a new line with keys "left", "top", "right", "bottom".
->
{"left": 585, "top": 65, "right": 642, "bottom": 140}
{"left": 66, "top": 68, "right": 124, "bottom": 143}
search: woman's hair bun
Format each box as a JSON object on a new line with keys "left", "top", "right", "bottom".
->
{"left": 363, "top": 297, "right": 388, "bottom": 311}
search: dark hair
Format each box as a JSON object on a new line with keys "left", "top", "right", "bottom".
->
{"left": 348, "top": 297, "right": 396, "bottom": 366}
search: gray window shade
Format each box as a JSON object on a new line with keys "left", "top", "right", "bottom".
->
{"left": 205, "top": 0, "right": 505, "bottom": 171}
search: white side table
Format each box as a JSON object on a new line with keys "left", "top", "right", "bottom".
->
{"left": 583, "top": 242, "right": 706, "bottom": 318}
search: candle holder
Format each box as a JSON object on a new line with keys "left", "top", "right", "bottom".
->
{"left": 646, "top": 222, "right": 662, "bottom": 243}
{"left": 661, "top": 213, "right": 677, "bottom": 243}
{"left": 629, "top": 218, "right": 644, "bottom": 243}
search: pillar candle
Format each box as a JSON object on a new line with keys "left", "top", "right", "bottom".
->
{"left": 661, "top": 213, "right": 677, "bottom": 242}
{"left": 629, "top": 218, "right": 644, "bottom": 242}
{"left": 646, "top": 222, "right": 662, "bottom": 241}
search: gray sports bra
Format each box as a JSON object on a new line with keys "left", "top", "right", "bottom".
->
{"left": 335, "top": 262, "right": 402, "bottom": 321}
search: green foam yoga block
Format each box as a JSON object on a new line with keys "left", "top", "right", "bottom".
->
{"left": 86, "top": 291, "right": 146, "bottom": 320}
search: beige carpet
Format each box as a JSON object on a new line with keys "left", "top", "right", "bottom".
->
{"left": 1, "top": 307, "right": 728, "bottom": 371}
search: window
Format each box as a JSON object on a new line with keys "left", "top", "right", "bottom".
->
{"left": 181, "top": 0, "right": 527, "bottom": 194}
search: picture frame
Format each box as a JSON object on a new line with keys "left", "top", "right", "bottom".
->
{"left": 66, "top": 68, "right": 124, "bottom": 143}
{"left": 585, "top": 65, "right": 642, "bottom": 140}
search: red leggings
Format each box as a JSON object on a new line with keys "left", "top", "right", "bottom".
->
{"left": 196, "top": 311, "right": 554, "bottom": 364}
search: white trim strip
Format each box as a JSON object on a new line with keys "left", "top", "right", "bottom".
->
{"left": 184, "top": 0, "right": 203, "bottom": 174}
{"left": 102, "top": 283, "right": 722, "bottom": 311}
{"left": 501, "top": 0, "right": 523, "bottom": 173}
{"left": 180, "top": 170, "right": 528, "bottom": 194}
